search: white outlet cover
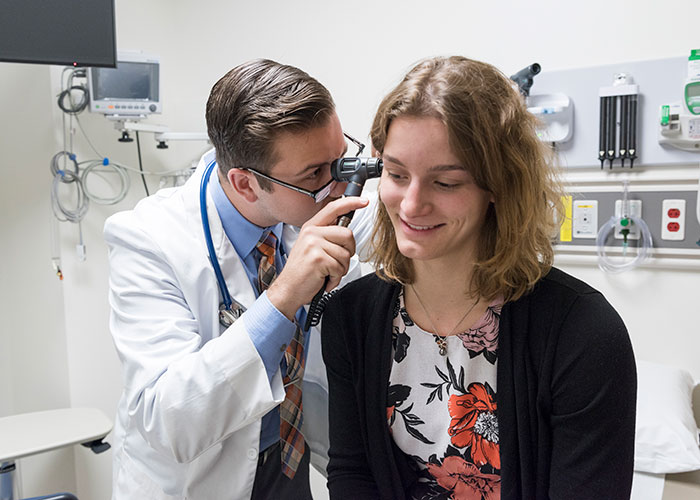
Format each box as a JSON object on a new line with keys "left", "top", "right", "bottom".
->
{"left": 661, "top": 199, "right": 686, "bottom": 241}
{"left": 573, "top": 200, "right": 598, "bottom": 238}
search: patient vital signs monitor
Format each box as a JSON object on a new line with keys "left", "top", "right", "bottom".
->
{"left": 88, "top": 52, "right": 161, "bottom": 116}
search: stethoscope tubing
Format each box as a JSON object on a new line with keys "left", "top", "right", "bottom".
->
{"left": 200, "top": 160, "right": 233, "bottom": 311}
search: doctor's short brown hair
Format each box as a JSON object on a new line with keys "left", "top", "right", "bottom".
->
{"left": 206, "top": 59, "right": 335, "bottom": 188}
{"left": 369, "top": 56, "right": 564, "bottom": 303}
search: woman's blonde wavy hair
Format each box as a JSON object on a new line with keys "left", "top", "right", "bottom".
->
{"left": 368, "top": 56, "right": 564, "bottom": 303}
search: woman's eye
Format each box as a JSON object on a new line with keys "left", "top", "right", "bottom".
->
{"left": 436, "top": 180, "right": 459, "bottom": 189}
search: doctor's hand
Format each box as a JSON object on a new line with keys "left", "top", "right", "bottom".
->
{"left": 266, "top": 196, "right": 369, "bottom": 321}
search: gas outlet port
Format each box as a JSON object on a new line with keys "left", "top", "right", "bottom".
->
{"left": 614, "top": 199, "right": 642, "bottom": 240}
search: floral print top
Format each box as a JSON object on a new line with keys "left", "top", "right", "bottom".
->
{"left": 387, "top": 287, "right": 503, "bottom": 500}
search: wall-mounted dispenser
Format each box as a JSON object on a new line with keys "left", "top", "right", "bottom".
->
{"left": 658, "top": 49, "right": 700, "bottom": 152}
{"left": 527, "top": 93, "right": 574, "bottom": 144}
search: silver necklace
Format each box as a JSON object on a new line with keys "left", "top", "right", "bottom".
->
{"left": 409, "top": 284, "right": 479, "bottom": 356}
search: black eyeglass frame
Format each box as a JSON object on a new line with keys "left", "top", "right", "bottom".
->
{"left": 240, "top": 132, "right": 365, "bottom": 203}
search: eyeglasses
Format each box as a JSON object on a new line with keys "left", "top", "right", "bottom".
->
{"left": 242, "top": 132, "right": 365, "bottom": 203}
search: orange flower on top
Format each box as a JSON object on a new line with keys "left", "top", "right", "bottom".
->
{"left": 447, "top": 383, "right": 500, "bottom": 470}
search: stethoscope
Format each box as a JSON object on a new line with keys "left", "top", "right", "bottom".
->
{"left": 200, "top": 159, "right": 243, "bottom": 328}
{"left": 201, "top": 160, "right": 303, "bottom": 385}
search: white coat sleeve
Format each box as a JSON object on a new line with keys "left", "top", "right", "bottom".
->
{"left": 349, "top": 189, "right": 378, "bottom": 262}
{"left": 105, "top": 211, "right": 284, "bottom": 464}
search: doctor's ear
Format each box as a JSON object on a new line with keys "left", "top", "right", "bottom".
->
{"left": 226, "top": 168, "right": 259, "bottom": 203}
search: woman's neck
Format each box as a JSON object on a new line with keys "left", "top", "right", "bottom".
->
{"left": 411, "top": 253, "right": 475, "bottom": 299}
{"left": 406, "top": 258, "right": 486, "bottom": 337}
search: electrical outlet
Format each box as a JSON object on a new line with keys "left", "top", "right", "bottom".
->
{"left": 614, "top": 199, "right": 642, "bottom": 240}
{"left": 572, "top": 200, "right": 598, "bottom": 238}
{"left": 661, "top": 199, "right": 686, "bottom": 240}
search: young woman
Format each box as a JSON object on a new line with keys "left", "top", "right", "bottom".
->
{"left": 321, "top": 56, "right": 636, "bottom": 500}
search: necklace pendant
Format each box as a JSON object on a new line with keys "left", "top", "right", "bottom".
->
{"left": 434, "top": 336, "right": 448, "bottom": 356}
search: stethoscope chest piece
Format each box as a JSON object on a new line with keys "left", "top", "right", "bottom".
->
{"left": 219, "top": 302, "right": 244, "bottom": 328}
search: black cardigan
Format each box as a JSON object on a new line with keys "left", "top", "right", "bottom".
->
{"left": 321, "top": 267, "right": 636, "bottom": 500}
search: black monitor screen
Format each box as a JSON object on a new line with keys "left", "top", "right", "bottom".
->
{"left": 0, "top": 0, "right": 116, "bottom": 67}
{"left": 92, "top": 62, "right": 159, "bottom": 101}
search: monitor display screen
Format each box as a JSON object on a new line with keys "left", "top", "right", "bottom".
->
{"left": 0, "top": 0, "right": 116, "bottom": 68}
{"left": 88, "top": 54, "right": 161, "bottom": 116}
{"left": 91, "top": 62, "right": 159, "bottom": 102}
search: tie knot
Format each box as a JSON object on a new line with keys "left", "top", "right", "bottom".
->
{"left": 256, "top": 232, "right": 278, "bottom": 293}
{"left": 256, "top": 231, "right": 277, "bottom": 262}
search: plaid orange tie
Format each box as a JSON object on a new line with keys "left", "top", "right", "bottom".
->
{"left": 255, "top": 232, "right": 306, "bottom": 479}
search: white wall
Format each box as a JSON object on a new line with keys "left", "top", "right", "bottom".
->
{"left": 0, "top": 63, "right": 76, "bottom": 496}
{"left": 2, "top": 0, "right": 699, "bottom": 498}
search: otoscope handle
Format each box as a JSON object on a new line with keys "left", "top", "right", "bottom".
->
{"left": 304, "top": 181, "right": 364, "bottom": 330}
{"left": 337, "top": 179, "right": 364, "bottom": 226}
{"left": 304, "top": 157, "right": 383, "bottom": 330}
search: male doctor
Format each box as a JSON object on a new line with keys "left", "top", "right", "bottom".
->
{"left": 104, "top": 59, "right": 374, "bottom": 499}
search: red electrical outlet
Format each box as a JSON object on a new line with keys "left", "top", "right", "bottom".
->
{"left": 661, "top": 199, "right": 686, "bottom": 241}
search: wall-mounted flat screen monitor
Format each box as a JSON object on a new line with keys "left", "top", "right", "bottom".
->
{"left": 0, "top": 0, "right": 116, "bottom": 68}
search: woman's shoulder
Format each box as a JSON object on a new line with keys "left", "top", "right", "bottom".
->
{"left": 537, "top": 266, "right": 601, "bottom": 298}
{"left": 334, "top": 271, "right": 399, "bottom": 302}
{"left": 512, "top": 266, "right": 625, "bottom": 330}
{"left": 527, "top": 267, "right": 629, "bottom": 343}
{"left": 324, "top": 272, "right": 400, "bottom": 325}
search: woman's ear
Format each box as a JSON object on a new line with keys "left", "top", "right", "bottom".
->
{"left": 225, "top": 168, "right": 258, "bottom": 203}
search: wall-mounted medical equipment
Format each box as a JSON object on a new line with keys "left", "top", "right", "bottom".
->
{"left": 527, "top": 56, "right": 699, "bottom": 168}
{"left": 598, "top": 73, "right": 639, "bottom": 168}
{"left": 595, "top": 181, "right": 653, "bottom": 273}
{"left": 511, "top": 63, "right": 541, "bottom": 97}
{"left": 86, "top": 52, "right": 207, "bottom": 148}
{"left": 528, "top": 93, "right": 574, "bottom": 144}
{"left": 50, "top": 54, "right": 206, "bottom": 268}
{"left": 511, "top": 63, "right": 574, "bottom": 144}
{"left": 88, "top": 51, "right": 161, "bottom": 117}
{"left": 556, "top": 184, "right": 700, "bottom": 271}
{"left": 658, "top": 50, "right": 700, "bottom": 152}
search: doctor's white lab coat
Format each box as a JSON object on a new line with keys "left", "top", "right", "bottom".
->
{"left": 104, "top": 150, "right": 375, "bottom": 499}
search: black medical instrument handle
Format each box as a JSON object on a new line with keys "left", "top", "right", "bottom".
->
{"left": 619, "top": 95, "right": 629, "bottom": 167}
{"left": 629, "top": 95, "right": 638, "bottom": 167}
{"left": 304, "top": 157, "right": 383, "bottom": 330}
{"left": 612, "top": 96, "right": 619, "bottom": 163}
{"left": 598, "top": 97, "right": 607, "bottom": 168}
{"left": 336, "top": 179, "right": 365, "bottom": 226}
{"left": 626, "top": 96, "right": 634, "bottom": 159}
{"left": 603, "top": 97, "right": 610, "bottom": 167}
{"left": 607, "top": 96, "right": 616, "bottom": 168}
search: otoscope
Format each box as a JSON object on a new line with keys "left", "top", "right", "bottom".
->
{"left": 510, "top": 63, "right": 541, "bottom": 97}
{"left": 303, "top": 155, "right": 383, "bottom": 330}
